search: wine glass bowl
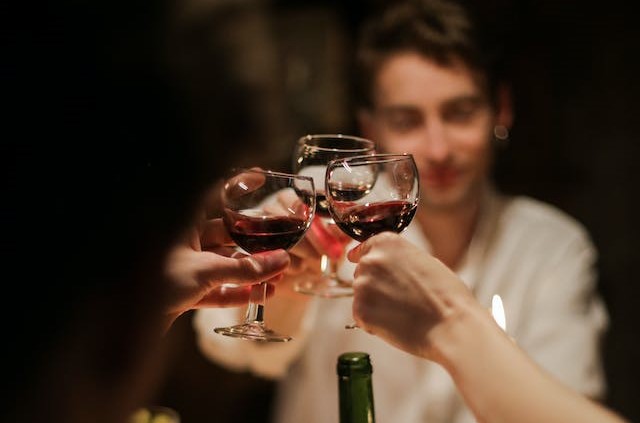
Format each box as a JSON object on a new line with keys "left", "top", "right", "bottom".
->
{"left": 326, "top": 153, "right": 419, "bottom": 242}
{"left": 214, "top": 169, "right": 315, "bottom": 342}
{"left": 292, "top": 134, "right": 376, "bottom": 297}
{"left": 294, "top": 134, "right": 376, "bottom": 218}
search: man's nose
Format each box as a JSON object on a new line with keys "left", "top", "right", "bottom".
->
{"left": 420, "top": 121, "right": 451, "bottom": 162}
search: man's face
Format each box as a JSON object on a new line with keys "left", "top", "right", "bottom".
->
{"left": 363, "top": 52, "right": 495, "bottom": 212}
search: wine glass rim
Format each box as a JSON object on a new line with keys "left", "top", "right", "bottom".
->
{"left": 328, "top": 153, "right": 414, "bottom": 166}
{"left": 231, "top": 167, "right": 314, "bottom": 182}
{"left": 296, "top": 134, "right": 375, "bottom": 152}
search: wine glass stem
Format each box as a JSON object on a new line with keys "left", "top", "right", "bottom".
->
{"left": 322, "top": 256, "right": 337, "bottom": 278}
{"left": 321, "top": 255, "right": 331, "bottom": 277}
{"left": 244, "top": 282, "right": 267, "bottom": 325}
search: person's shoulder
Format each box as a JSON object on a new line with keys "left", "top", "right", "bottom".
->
{"left": 500, "top": 195, "right": 592, "bottom": 247}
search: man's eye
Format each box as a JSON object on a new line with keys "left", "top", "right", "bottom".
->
{"left": 387, "top": 114, "right": 421, "bottom": 132}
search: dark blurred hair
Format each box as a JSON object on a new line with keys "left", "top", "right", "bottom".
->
{"left": 1, "top": 0, "right": 267, "bottom": 422}
{"left": 167, "top": 0, "right": 275, "bottom": 163}
{"left": 354, "top": 0, "right": 512, "bottom": 110}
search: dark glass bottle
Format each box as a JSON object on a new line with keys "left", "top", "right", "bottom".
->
{"left": 337, "top": 352, "right": 376, "bottom": 423}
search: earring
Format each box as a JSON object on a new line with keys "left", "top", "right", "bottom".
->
{"left": 493, "top": 125, "right": 510, "bottom": 147}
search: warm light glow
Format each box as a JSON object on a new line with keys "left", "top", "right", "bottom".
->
{"left": 320, "top": 254, "right": 328, "bottom": 273}
{"left": 491, "top": 294, "right": 507, "bottom": 332}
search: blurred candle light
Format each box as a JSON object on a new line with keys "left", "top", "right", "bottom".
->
{"left": 320, "top": 254, "right": 329, "bottom": 273}
{"left": 491, "top": 294, "right": 507, "bottom": 332}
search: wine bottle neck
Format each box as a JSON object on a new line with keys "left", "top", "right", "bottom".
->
{"left": 338, "top": 373, "right": 375, "bottom": 423}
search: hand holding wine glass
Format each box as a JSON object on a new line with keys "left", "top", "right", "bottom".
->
{"left": 214, "top": 168, "right": 315, "bottom": 342}
{"left": 325, "top": 153, "right": 419, "bottom": 329}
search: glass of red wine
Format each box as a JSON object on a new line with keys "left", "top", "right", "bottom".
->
{"left": 326, "top": 153, "right": 419, "bottom": 329}
{"left": 292, "top": 134, "right": 376, "bottom": 298}
{"left": 325, "top": 153, "right": 419, "bottom": 242}
{"left": 214, "top": 168, "right": 315, "bottom": 342}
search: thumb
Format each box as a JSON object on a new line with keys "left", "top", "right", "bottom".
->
{"left": 203, "top": 249, "right": 290, "bottom": 286}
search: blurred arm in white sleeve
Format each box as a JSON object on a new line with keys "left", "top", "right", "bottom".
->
{"left": 516, "top": 229, "right": 608, "bottom": 399}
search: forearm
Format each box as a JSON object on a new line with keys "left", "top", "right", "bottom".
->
{"left": 434, "top": 302, "right": 626, "bottom": 423}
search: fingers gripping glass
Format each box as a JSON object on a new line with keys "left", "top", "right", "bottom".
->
{"left": 292, "top": 134, "right": 375, "bottom": 298}
{"left": 214, "top": 169, "right": 315, "bottom": 342}
{"left": 325, "top": 154, "right": 420, "bottom": 328}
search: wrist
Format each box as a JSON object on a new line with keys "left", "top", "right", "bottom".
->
{"left": 427, "top": 295, "right": 499, "bottom": 370}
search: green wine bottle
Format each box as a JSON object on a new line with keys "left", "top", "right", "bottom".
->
{"left": 337, "top": 352, "right": 376, "bottom": 423}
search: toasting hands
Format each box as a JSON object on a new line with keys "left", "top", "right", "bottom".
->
{"left": 163, "top": 218, "right": 290, "bottom": 326}
{"left": 347, "top": 232, "right": 478, "bottom": 360}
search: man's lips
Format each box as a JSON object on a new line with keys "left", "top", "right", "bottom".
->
{"left": 423, "top": 168, "right": 459, "bottom": 187}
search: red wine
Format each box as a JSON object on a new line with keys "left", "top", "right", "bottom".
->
{"left": 333, "top": 201, "right": 417, "bottom": 242}
{"left": 308, "top": 218, "right": 350, "bottom": 260}
{"left": 224, "top": 210, "right": 308, "bottom": 253}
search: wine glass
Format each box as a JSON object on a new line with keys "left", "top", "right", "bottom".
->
{"left": 292, "top": 134, "right": 375, "bottom": 298}
{"left": 326, "top": 153, "right": 419, "bottom": 328}
{"left": 214, "top": 168, "right": 315, "bottom": 342}
{"left": 325, "top": 153, "right": 419, "bottom": 242}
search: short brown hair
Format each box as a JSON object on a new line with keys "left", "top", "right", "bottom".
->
{"left": 355, "top": 0, "right": 509, "bottom": 109}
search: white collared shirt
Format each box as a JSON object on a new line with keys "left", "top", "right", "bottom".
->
{"left": 194, "top": 190, "right": 607, "bottom": 423}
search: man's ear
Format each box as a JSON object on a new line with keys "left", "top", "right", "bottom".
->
{"left": 495, "top": 83, "right": 513, "bottom": 129}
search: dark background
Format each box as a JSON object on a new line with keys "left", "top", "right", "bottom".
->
{"left": 154, "top": 1, "right": 640, "bottom": 421}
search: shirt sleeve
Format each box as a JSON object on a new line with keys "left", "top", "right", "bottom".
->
{"left": 516, "top": 231, "right": 608, "bottom": 398}
{"left": 193, "top": 300, "right": 320, "bottom": 380}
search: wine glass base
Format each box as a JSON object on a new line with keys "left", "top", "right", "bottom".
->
{"left": 293, "top": 275, "right": 354, "bottom": 298}
{"left": 214, "top": 323, "right": 292, "bottom": 342}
